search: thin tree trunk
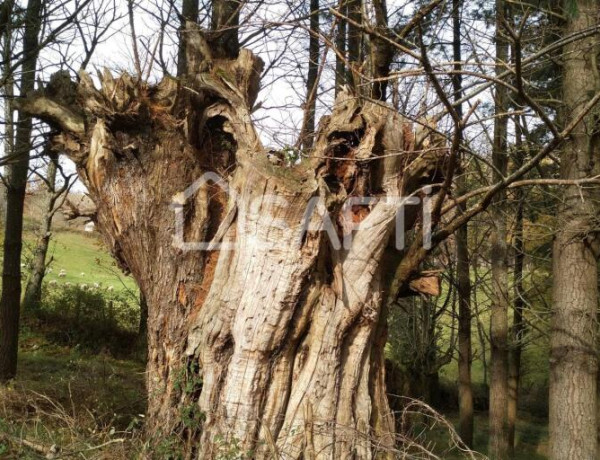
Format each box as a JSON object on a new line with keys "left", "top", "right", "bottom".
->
{"left": 549, "top": 1, "right": 600, "bottom": 458}
{"left": 471, "top": 242, "right": 489, "bottom": 388}
{"left": 211, "top": 0, "right": 240, "bottom": 58}
{"left": 22, "top": 152, "right": 58, "bottom": 311}
{"left": 476, "top": 317, "right": 488, "bottom": 388}
{"left": 507, "top": 117, "right": 525, "bottom": 456}
{"left": 452, "top": 0, "right": 473, "bottom": 448}
{"left": 346, "top": 0, "right": 361, "bottom": 91}
{"left": 371, "top": 0, "right": 392, "bottom": 101}
{"left": 0, "top": 4, "right": 14, "bottom": 225}
{"left": 335, "top": 0, "right": 347, "bottom": 95}
{"left": 176, "top": 0, "right": 199, "bottom": 77}
{"left": 303, "top": 0, "right": 319, "bottom": 150}
{"left": 488, "top": 0, "right": 509, "bottom": 457}
{"left": 0, "top": 0, "right": 42, "bottom": 381}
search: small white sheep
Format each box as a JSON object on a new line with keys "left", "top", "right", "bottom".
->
{"left": 107, "top": 286, "right": 114, "bottom": 292}
{"left": 48, "top": 280, "right": 57, "bottom": 286}
{"left": 58, "top": 272, "right": 66, "bottom": 278}
{"left": 93, "top": 282, "right": 100, "bottom": 288}
{"left": 79, "top": 283, "right": 88, "bottom": 290}
{"left": 80, "top": 272, "right": 85, "bottom": 277}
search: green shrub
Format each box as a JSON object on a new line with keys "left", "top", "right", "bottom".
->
{"left": 33, "top": 283, "right": 141, "bottom": 356}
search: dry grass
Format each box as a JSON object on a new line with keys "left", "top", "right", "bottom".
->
{"left": 0, "top": 336, "right": 147, "bottom": 459}
{"left": 0, "top": 329, "right": 544, "bottom": 459}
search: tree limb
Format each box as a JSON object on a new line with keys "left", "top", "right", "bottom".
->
{"left": 15, "top": 96, "right": 84, "bottom": 135}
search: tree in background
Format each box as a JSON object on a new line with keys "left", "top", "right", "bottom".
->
{"left": 549, "top": 0, "right": 600, "bottom": 457}
{"left": 488, "top": 0, "right": 510, "bottom": 456}
{"left": 21, "top": 147, "right": 61, "bottom": 311}
{"left": 0, "top": 0, "right": 42, "bottom": 381}
{"left": 451, "top": 0, "right": 474, "bottom": 448}
{"left": 302, "top": 0, "right": 319, "bottom": 150}
{"left": 0, "top": 0, "right": 118, "bottom": 379}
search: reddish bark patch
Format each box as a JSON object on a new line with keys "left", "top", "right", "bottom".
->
{"left": 177, "top": 281, "right": 187, "bottom": 306}
{"left": 206, "top": 183, "right": 227, "bottom": 242}
{"left": 331, "top": 155, "right": 357, "bottom": 191}
{"left": 351, "top": 205, "right": 370, "bottom": 223}
{"left": 191, "top": 250, "right": 219, "bottom": 317}
{"left": 403, "top": 122, "right": 415, "bottom": 151}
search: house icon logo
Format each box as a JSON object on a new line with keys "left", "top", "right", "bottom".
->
{"left": 171, "top": 173, "right": 432, "bottom": 253}
{"left": 170, "top": 172, "right": 237, "bottom": 251}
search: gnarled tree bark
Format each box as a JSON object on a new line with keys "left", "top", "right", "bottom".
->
{"left": 18, "top": 25, "right": 445, "bottom": 458}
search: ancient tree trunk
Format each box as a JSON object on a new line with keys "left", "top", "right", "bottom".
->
{"left": 21, "top": 25, "right": 445, "bottom": 457}
{"left": 0, "top": 0, "right": 41, "bottom": 381}
{"left": 22, "top": 152, "right": 59, "bottom": 311}
{"left": 549, "top": 1, "right": 600, "bottom": 458}
{"left": 452, "top": 0, "right": 473, "bottom": 448}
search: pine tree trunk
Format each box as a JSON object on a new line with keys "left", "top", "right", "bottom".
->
{"left": 335, "top": 0, "right": 347, "bottom": 94}
{"left": 488, "top": 0, "right": 509, "bottom": 457}
{"left": 176, "top": 0, "right": 199, "bottom": 77}
{"left": 0, "top": 0, "right": 41, "bottom": 381}
{"left": 346, "top": 0, "right": 361, "bottom": 90}
{"left": 452, "top": 0, "right": 473, "bottom": 447}
{"left": 549, "top": 1, "right": 600, "bottom": 458}
{"left": 507, "top": 119, "right": 525, "bottom": 457}
{"left": 0, "top": 13, "right": 14, "bottom": 225}
{"left": 371, "top": 0, "right": 392, "bottom": 101}
{"left": 19, "top": 26, "right": 446, "bottom": 457}
{"left": 303, "top": 0, "right": 319, "bottom": 150}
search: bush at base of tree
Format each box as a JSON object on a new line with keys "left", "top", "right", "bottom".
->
{"left": 27, "top": 283, "right": 141, "bottom": 357}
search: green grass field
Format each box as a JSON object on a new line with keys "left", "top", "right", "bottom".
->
{"left": 21, "top": 225, "right": 137, "bottom": 294}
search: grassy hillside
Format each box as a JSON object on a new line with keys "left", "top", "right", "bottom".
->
{"left": 21, "top": 223, "right": 137, "bottom": 294}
